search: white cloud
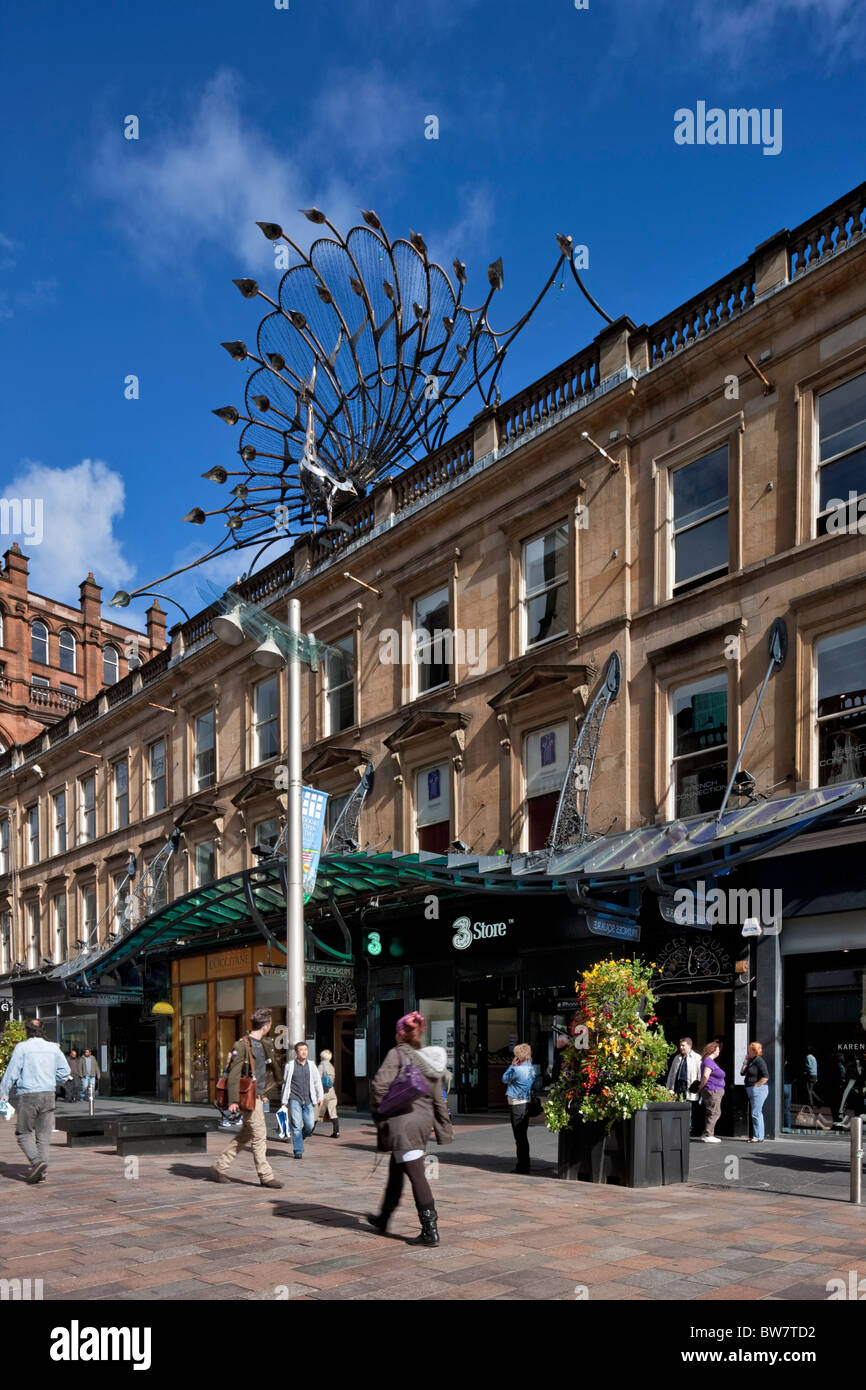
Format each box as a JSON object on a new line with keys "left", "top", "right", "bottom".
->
{"left": 90, "top": 68, "right": 359, "bottom": 275}
{"left": 693, "top": 0, "right": 864, "bottom": 63}
{"left": 4, "top": 458, "right": 135, "bottom": 604}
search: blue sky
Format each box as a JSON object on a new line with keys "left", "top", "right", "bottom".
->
{"left": 2, "top": 0, "right": 864, "bottom": 627}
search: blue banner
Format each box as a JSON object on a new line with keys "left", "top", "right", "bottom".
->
{"left": 302, "top": 786, "right": 329, "bottom": 901}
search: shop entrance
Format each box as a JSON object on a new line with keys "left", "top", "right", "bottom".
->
{"left": 217, "top": 1013, "right": 243, "bottom": 1073}
{"left": 458, "top": 978, "right": 519, "bottom": 1112}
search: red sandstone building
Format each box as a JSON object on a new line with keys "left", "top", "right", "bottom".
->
{"left": 0, "top": 544, "right": 166, "bottom": 750}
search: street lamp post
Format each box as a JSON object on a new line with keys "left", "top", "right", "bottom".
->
{"left": 284, "top": 597, "right": 305, "bottom": 1047}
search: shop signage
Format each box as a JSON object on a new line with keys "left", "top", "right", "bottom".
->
{"left": 451, "top": 915, "right": 512, "bottom": 950}
{"left": 585, "top": 913, "right": 641, "bottom": 943}
{"left": 66, "top": 990, "right": 143, "bottom": 1005}
{"left": 208, "top": 948, "right": 252, "bottom": 979}
{"left": 256, "top": 962, "right": 353, "bottom": 982}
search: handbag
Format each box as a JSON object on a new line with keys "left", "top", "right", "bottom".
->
{"left": 215, "top": 1037, "right": 258, "bottom": 1114}
{"left": 376, "top": 1052, "right": 431, "bottom": 1118}
{"left": 528, "top": 1094, "right": 543, "bottom": 1118}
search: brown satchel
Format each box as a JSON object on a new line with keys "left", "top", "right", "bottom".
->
{"left": 216, "top": 1036, "right": 258, "bottom": 1113}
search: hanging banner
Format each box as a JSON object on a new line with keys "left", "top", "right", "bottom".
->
{"left": 302, "top": 786, "right": 329, "bottom": 901}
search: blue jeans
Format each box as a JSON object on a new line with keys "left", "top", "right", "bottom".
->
{"left": 80, "top": 1076, "right": 96, "bottom": 1100}
{"left": 747, "top": 1085, "right": 767, "bottom": 1140}
{"left": 289, "top": 1099, "right": 316, "bottom": 1155}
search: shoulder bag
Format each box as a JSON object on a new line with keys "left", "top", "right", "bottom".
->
{"left": 215, "top": 1036, "right": 258, "bottom": 1113}
{"left": 376, "top": 1049, "right": 431, "bottom": 1119}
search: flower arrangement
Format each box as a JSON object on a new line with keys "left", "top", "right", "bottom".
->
{"left": 544, "top": 956, "right": 674, "bottom": 1132}
{"left": 0, "top": 1018, "right": 26, "bottom": 1075}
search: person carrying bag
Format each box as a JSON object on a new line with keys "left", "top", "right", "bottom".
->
{"left": 210, "top": 1008, "right": 284, "bottom": 1189}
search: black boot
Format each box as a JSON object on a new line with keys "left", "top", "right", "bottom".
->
{"left": 331, "top": 1119, "right": 340, "bottom": 1138}
{"left": 409, "top": 1204, "right": 440, "bottom": 1246}
{"left": 366, "top": 1201, "right": 397, "bottom": 1234}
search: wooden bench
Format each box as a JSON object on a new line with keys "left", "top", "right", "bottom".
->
{"left": 102, "top": 1114, "right": 218, "bottom": 1156}
{"left": 55, "top": 1112, "right": 162, "bottom": 1147}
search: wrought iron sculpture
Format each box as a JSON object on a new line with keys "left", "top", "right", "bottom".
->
{"left": 547, "top": 652, "right": 622, "bottom": 852}
{"left": 195, "top": 208, "right": 580, "bottom": 547}
{"left": 324, "top": 761, "right": 374, "bottom": 853}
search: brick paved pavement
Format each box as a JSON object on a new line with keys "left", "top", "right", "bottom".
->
{"left": 1, "top": 1105, "right": 864, "bottom": 1301}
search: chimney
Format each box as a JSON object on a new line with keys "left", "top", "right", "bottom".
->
{"left": 146, "top": 599, "right": 167, "bottom": 652}
{"left": 3, "top": 543, "right": 29, "bottom": 590}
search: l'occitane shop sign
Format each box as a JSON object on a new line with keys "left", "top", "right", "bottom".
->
{"left": 207, "top": 948, "right": 252, "bottom": 979}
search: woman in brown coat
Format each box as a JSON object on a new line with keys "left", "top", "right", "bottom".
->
{"left": 367, "top": 1010, "right": 453, "bottom": 1246}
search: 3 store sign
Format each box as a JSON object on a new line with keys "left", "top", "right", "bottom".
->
{"left": 451, "top": 915, "right": 513, "bottom": 950}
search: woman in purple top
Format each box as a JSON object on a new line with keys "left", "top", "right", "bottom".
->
{"left": 698, "top": 1042, "right": 725, "bottom": 1142}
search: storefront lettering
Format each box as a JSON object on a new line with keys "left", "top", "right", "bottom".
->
{"left": 451, "top": 915, "right": 510, "bottom": 950}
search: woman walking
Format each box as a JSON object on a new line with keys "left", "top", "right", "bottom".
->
{"left": 502, "top": 1043, "right": 539, "bottom": 1175}
{"left": 741, "top": 1041, "right": 769, "bottom": 1142}
{"left": 367, "top": 1011, "right": 452, "bottom": 1246}
{"left": 318, "top": 1049, "right": 340, "bottom": 1138}
{"left": 698, "top": 1041, "right": 725, "bottom": 1142}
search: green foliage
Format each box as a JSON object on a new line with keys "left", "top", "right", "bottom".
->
{"left": 0, "top": 1018, "right": 26, "bottom": 1074}
{"left": 544, "top": 956, "right": 676, "bottom": 1133}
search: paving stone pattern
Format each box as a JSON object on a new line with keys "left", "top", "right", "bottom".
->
{"left": 1, "top": 1103, "right": 864, "bottom": 1301}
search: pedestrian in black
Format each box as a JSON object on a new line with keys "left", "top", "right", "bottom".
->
{"left": 502, "top": 1043, "right": 540, "bottom": 1175}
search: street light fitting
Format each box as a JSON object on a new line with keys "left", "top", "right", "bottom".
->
{"left": 212, "top": 407, "right": 240, "bottom": 426}
{"left": 257, "top": 221, "right": 284, "bottom": 241}
{"left": 253, "top": 634, "right": 284, "bottom": 669}
{"left": 109, "top": 590, "right": 131, "bottom": 608}
{"left": 202, "top": 465, "right": 229, "bottom": 483}
{"left": 221, "top": 341, "right": 248, "bottom": 362}
{"left": 182, "top": 508, "right": 206, "bottom": 525}
{"left": 233, "top": 278, "right": 259, "bottom": 299}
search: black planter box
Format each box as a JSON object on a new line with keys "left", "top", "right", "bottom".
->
{"left": 557, "top": 1101, "right": 691, "bottom": 1187}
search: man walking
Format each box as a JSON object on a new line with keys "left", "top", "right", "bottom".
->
{"left": 211, "top": 1008, "right": 285, "bottom": 1188}
{"left": 78, "top": 1048, "right": 101, "bottom": 1102}
{"left": 0, "top": 1019, "right": 71, "bottom": 1184}
{"left": 280, "top": 1042, "right": 323, "bottom": 1160}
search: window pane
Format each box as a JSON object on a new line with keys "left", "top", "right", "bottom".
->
{"left": 674, "top": 512, "right": 728, "bottom": 588}
{"left": 150, "top": 741, "right": 167, "bottom": 812}
{"left": 328, "top": 682, "right": 355, "bottom": 733}
{"left": 819, "top": 372, "right": 866, "bottom": 462}
{"left": 103, "top": 647, "right": 119, "bottom": 684}
{"left": 524, "top": 526, "right": 568, "bottom": 593}
{"left": 195, "top": 841, "right": 215, "bottom": 885}
{"left": 525, "top": 722, "right": 570, "bottom": 798}
{"left": 818, "top": 447, "right": 866, "bottom": 514}
{"left": 673, "top": 675, "right": 728, "bottom": 816}
{"left": 254, "top": 818, "right": 279, "bottom": 850}
{"left": 673, "top": 447, "right": 728, "bottom": 530}
{"left": 31, "top": 623, "right": 48, "bottom": 664}
{"left": 114, "top": 763, "right": 129, "bottom": 828}
{"left": 59, "top": 632, "right": 75, "bottom": 673}
{"left": 417, "top": 764, "right": 450, "bottom": 827}
{"left": 254, "top": 678, "right": 279, "bottom": 761}
{"left": 526, "top": 581, "right": 569, "bottom": 647}
{"left": 817, "top": 626, "right": 866, "bottom": 785}
{"left": 325, "top": 636, "right": 353, "bottom": 690}
{"left": 195, "top": 711, "right": 215, "bottom": 788}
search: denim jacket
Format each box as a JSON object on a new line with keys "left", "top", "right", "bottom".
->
{"left": 502, "top": 1061, "right": 539, "bottom": 1100}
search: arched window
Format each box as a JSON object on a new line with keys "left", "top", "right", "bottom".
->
{"left": 59, "top": 629, "right": 76, "bottom": 674}
{"left": 31, "top": 620, "right": 48, "bottom": 665}
{"left": 0, "top": 608, "right": 4, "bottom": 648}
{"left": 103, "top": 645, "right": 119, "bottom": 685}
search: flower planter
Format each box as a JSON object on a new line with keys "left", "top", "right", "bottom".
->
{"left": 557, "top": 1101, "right": 692, "bottom": 1187}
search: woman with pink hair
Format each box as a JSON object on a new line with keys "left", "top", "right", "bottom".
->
{"left": 367, "top": 1010, "right": 453, "bottom": 1246}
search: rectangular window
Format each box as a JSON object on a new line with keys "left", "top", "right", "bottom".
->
{"left": 0, "top": 818, "right": 8, "bottom": 875}
{"left": 523, "top": 524, "right": 569, "bottom": 649}
{"left": 525, "top": 721, "right": 570, "bottom": 850}
{"left": 81, "top": 774, "right": 96, "bottom": 843}
{"left": 113, "top": 872, "right": 130, "bottom": 934}
{"left": 416, "top": 763, "right": 450, "bottom": 853}
{"left": 27, "top": 804, "right": 39, "bottom": 865}
{"left": 31, "top": 675, "right": 50, "bottom": 688}
{"left": 672, "top": 446, "right": 729, "bottom": 593}
{"left": 324, "top": 636, "right": 355, "bottom": 734}
{"left": 672, "top": 674, "right": 729, "bottom": 816}
{"left": 113, "top": 760, "right": 129, "bottom": 830}
{"left": 0, "top": 911, "right": 10, "bottom": 973}
{"left": 59, "top": 683, "right": 77, "bottom": 696}
{"left": 53, "top": 893, "right": 67, "bottom": 961}
{"left": 816, "top": 625, "right": 866, "bottom": 785}
{"left": 413, "top": 587, "right": 451, "bottom": 694}
{"left": 82, "top": 887, "right": 97, "bottom": 947}
{"left": 253, "top": 818, "right": 279, "bottom": 853}
{"left": 253, "top": 677, "right": 279, "bottom": 764}
{"left": 148, "top": 859, "right": 168, "bottom": 913}
{"left": 195, "top": 840, "right": 216, "bottom": 886}
{"left": 53, "top": 790, "right": 67, "bottom": 855}
{"left": 27, "top": 901, "right": 39, "bottom": 970}
{"left": 325, "top": 793, "right": 350, "bottom": 844}
{"left": 148, "top": 740, "right": 167, "bottom": 813}
{"left": 817, "top": 370, "right": 866, "bottom": 533}
{"left": 195, "top": 711, "right": 216, "bottom": 790}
